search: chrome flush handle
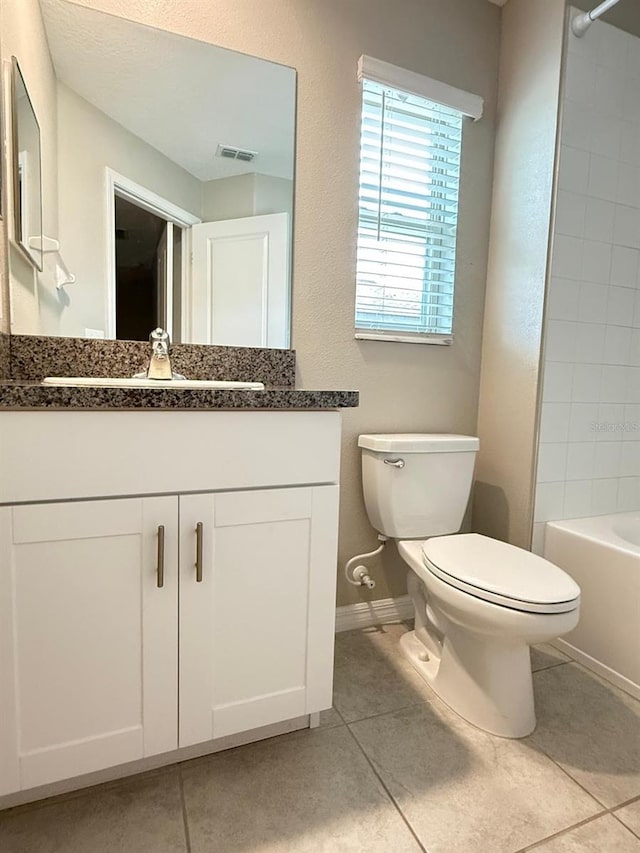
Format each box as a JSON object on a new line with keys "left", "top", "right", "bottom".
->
{"left": 384, "top": 458, "right": 405, "bottom": 468}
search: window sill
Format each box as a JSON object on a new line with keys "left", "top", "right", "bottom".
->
{"left": 355, "top": 332, "right": 453, "bottom": 346}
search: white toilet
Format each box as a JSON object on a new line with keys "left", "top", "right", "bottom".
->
{"left": 358, "top": 433, "right": 580, "bottom": 738}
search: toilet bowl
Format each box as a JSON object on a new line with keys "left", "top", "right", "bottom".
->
{"left": 398, "top": 537, "right": 579, "bottom": 737}
{"left": 358, "top": 433, "right": 581, "bottom": 738}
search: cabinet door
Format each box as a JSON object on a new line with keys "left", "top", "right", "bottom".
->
{"left": 179, "top": 485, "right": 339, "bottom": 747}
{"left": 0, "top": 497, "right": 178, "bottom": 794}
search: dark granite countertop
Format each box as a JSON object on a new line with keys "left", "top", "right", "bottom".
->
{"left": 0, "top": 381, "right": 359, "bottom": 411}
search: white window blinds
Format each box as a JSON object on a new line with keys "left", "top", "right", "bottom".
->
{"left": 355, "top": 66, "right": 476, "bottom": 343}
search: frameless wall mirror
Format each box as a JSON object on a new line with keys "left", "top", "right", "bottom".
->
{"left": 11, "top": 58, "right": 43, "bottom": 271}
{"left": 4, "top": 0, "right": 295, "bottom": 348}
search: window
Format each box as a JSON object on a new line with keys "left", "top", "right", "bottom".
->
{"left": 355, "top": 57, "right": 483, "bottom": 344}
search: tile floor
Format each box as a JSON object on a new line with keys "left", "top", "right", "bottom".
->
{"left": 0, "top": 622, "right": 639, "bottom": 852}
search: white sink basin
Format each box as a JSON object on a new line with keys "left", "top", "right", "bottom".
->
{"left": 42, "top": 377, "right": 265, "bottom": 390}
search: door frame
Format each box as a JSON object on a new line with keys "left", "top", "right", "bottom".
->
{"left": 105, "top": 168, "right": 200, "bottom": 339}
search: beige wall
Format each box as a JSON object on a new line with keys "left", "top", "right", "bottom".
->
{"left": 2, "top": 0, "right": 59, "bottom": 335}
{"left": 202, "top": 174, "right": 256, "bottom": 222}
{"left": 475, "top": 0, "right": 566, "bottom": 549}
{"left": 202, "top": 173, "right": 293, "bottom": 222}
{"left": 56, "top": 81, "right": 202, "bottom": 338}
{"left": 253, "top": 174, "right": 293, "bottom": 218}
{"left": 70, "top": 0, "right": 501, "bottom": 606}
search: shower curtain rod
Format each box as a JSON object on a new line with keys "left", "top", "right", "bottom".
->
{"left": 572, "top": 0, "right": 622, "bottom": 37}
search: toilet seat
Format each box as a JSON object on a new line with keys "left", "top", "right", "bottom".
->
{"left": 422, "top": 533, "right": 580, "bottom": 614}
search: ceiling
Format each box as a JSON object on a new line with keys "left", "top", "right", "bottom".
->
{"left": 39, "top": 0, "right": 296, "bottom": 182}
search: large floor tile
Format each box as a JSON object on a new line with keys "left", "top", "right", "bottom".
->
{"left": 616, "top": 799, "right": 640, "bottom": 838}
{"left": 531, "top": 643, "right": 571, "bottom": 672}
{"left": 0, "top": 768, "right": 186, "bottom": 853}
{"left": 349, "top": 701, "right": 599, "bottom": 853}
{"left": 333, "top": 623, "right": 435, "bottom": 722}
{"left": 528, "top": 663, "right": 640, "bottom": 807}
{"left": 181, "top": 724, "right": 421, "bottom": 852}
{"left": 526, "top": 814, "right": 640, "bottom": 852}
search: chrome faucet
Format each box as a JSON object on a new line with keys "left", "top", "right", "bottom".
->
{"left": 147, "top": 328, "right": 173, "bottom": 380}
{"left": 132, "top": 328, "right": 186, "bottom": 381}
{"left": 133, "top": 328, "right": 186, "bottom": 381}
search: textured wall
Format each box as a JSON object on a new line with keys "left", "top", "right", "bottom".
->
{"left": 533, "top": 13, "right": 640, "bottom": 551}
{"left": 475, "top": 0, "right": 566, "bottom": 551}
{"left": 16, "top": 0, "right": 501, "bottom": 606}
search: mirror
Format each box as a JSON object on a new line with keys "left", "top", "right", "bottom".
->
{"left": 11, "top": 58, "right": 43, "bottom": 271}
{"left": 4, "top": 0, "right": 295, "bottom": 348}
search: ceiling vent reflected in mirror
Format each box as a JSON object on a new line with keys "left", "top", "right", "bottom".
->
{"left": 216, "top": 144, "right": 259, "bottom": 163}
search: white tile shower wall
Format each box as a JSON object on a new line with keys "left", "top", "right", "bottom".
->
{"left": 534, "top": 13, "right": 640, "bottom": 551}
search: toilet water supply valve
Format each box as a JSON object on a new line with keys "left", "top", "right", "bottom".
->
{"left": 344, "top": 535, "right": 387, "bottom": 589}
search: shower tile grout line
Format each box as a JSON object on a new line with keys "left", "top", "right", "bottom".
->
{"left": 343, "top": 723, "right": 428, "bottom": 852}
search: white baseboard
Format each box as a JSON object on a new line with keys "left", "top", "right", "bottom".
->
{"left": 552, "top": 639, "right": 640, "bottom": 701}
{"left": 335, "top": 595, "right": 414, "bottom": 633}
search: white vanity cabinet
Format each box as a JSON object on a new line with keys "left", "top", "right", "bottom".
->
{"left": 179, "top": 486, "right": 338, "bottom": 745}
{"left": 0, "top": 497, "right": 180, "bottom": 794}
{"left": 0, "top": 411, "right": 341, "bottom": 798}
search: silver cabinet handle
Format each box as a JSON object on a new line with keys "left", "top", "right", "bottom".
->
{"left": 384, "top": 458, "right": 405, "bottom": 468}
{"left": 156, "top": 525, "right": 165, "bottom": 588}
{"left": 195, "top": 522, "right": 204, "bottom": 582}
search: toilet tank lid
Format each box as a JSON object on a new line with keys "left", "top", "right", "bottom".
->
{"left": 358, "top": 434, "right": 479, "bottom": 453}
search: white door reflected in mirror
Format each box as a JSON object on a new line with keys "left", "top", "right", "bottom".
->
{"left": 190, "top": 214, "right": 289, "bottom": 349}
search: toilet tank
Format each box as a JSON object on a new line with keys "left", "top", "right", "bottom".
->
{"left": 358, "top": 434, "right": 479, "bottom": 539}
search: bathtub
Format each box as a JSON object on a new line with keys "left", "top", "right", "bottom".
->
{"left": 544, "top": 512, "right": 640, "bottom": 700}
